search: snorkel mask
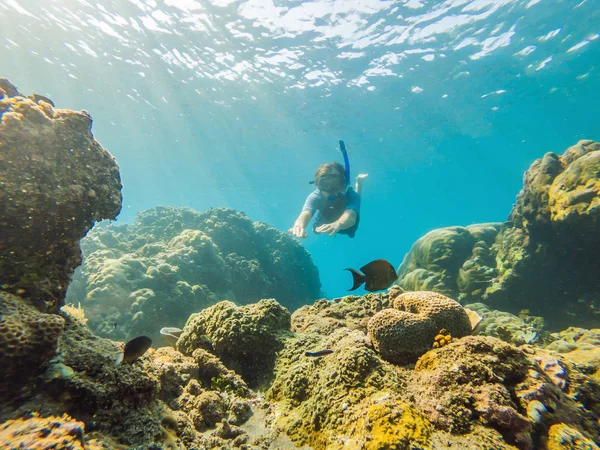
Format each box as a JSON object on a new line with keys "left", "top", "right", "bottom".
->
{"left": 316, "top": 175, "right": 347, "bottom": 201}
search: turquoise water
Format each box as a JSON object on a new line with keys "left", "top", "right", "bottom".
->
{"left": 2, "top": 0, "right": 598, "bottom": 299}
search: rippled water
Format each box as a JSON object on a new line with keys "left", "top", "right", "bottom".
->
{"left": 2, "top": 0, "right": 599, "bottom": 297}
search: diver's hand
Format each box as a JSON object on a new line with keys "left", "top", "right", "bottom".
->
{"left": 315, "top": 222, "right": 341, "bottom": 236}
{"left": 356, "top": 173, "right": 369, "bottom": 185}
{"left": 289, "top": 225, "right": 308, "bottom": 238}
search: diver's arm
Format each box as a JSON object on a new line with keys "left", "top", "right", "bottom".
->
{"left": 315, "top": 210, "right": 356, "bottom": 236}
{"left": 289, "top": 210, "right": 312, "bottom": 238}
{"left": 336, "top": 210, "right": 357, "bottom": 229}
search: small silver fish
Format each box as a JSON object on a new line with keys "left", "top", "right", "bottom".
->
{"left": 160, "top": 327, "right": 184, "bottom": 347}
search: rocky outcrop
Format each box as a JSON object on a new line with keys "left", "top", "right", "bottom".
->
{"left": 0, "top": 78, "right": 122, "bottom": 313}
{"left": 0, "top": 79, "right": 121, "bottom": 392}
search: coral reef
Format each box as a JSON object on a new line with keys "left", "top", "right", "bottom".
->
{"left": 368, "top": 291, "right": 473, "bottom": 364}
{"left": 269, "top": 292, "right": 600, "bottom": 449}
{"left": 177, "top": 299, "right": 291, "bottom": 386}
{"left": 0, "top": 78, "right": 120, "bottom": 397}
{"left": 3, "top": 87, "right": 600, "bottom": 450}
{"left": 267, "top": 328, "right": 424, "bottom": 450}
{"left": 487, "top": 141, "right": 600, "bottom": 328}
{"left": 65, "top": 206, "right": 321, "bottom": 343}
{"left": 546, "top": 423, "right": 600, "bottom": 450}
{"left": 395, "top": 141, "right": 600, "bottom": 329}
{"left": 411, "top": 336, "right": 600, "bottom": 449}
{"left": 291, "top": 292, "right": 391, "bottom": 335}
{"left": 1, "top": 312, "right": 275, "bottom": 448}
{"left": 0, "top": 78, "right": 122, "bottom": 312}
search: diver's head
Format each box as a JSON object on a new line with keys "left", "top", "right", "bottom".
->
{"left": 314, "top": 162, "right": 347, "bottom": 199}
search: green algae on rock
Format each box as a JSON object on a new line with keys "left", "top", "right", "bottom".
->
{"left": 177, "top": 299, "right": 291, "bottom": 387}
{"left": 0, "top": 79, "right": 122, "bottom": 313}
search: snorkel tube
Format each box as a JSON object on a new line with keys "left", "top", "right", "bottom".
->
{"left": 309, "top": 140, "right": 351, "bottom": 190}
{"left": 339, "top": 140, "right": 351, "bottom": 186}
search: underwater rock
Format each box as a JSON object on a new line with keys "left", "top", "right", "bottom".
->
{"left": 0, "top": 79, "right": 122, "bottom": 312}
{"left": 0, "top": 291, "right": 64, "bottom": 387}
{"left": 411, "top": 335, "right": 600, "bottom": 449}
{"left": 178, "top": 383, "right": 228, "bottom": 431}
{"left": 411, "top": 337, "right": 532, "bottom": 438}
{"left": 267, "top": 293, "right": 600, "bottom": 449}
{"left": 488, "top": 140, "right": 600, "bottom": 327}
{"left": 192, "top": 348, "right": 251, "bottom": 398}
{"left": 38, "top": 316, "right": 163, "bottom": 446}
{"left": 368, "top": 291, "right": 473, "bottom": 364}
{"left": 177, "top": 299, "right": 291, "bottom": 387}
{"left": 65, "top": 206, "right": 321, "bottom": 343}
{"left": 145, "top": 346, "right": 199, "bottom": 408}
{"left": 267, "top": 328, "right": 425, "bottom": 450}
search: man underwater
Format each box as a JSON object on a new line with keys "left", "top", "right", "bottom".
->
{"left": 289, "top": 141, "right": 368, "bottom": 238}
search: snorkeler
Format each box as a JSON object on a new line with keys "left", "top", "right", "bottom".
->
{"left": 289, "top": 141, "right": 368, "bottom": 238}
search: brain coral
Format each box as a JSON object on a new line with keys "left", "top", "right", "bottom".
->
{"left": 368, "top": 291, "right": 472, "bottom": 364}
{"left": 0, "top": 291, "right": 64, "bottom": 385}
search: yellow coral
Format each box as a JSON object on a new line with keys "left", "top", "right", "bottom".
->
{"left": 364, "top": 396, "right": 431, "bottom": 450}
{"left": 61, "top": 303, "right": 88, "bottom": 325}
{"left": 433, "top": 328, "right": 452, "bottom": 348}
